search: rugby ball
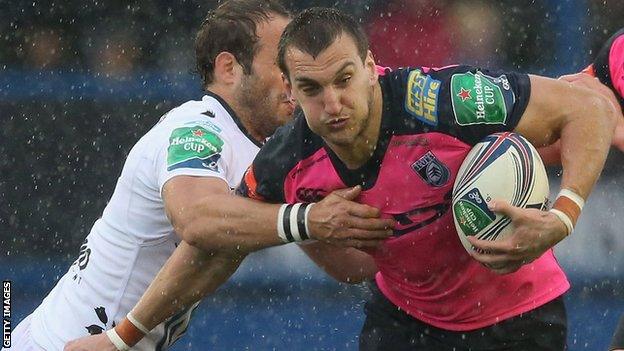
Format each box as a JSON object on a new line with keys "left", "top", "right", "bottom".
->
{"left": 452, "top": 132, "right": 549, "bottom": 253}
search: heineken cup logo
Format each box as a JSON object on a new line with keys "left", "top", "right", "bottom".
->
{"left": 170, "top": 129, "right": 219, "bottom": 154}
{"left": 167, "top": 126, "right": 224, "bottom": 171}
{"left": 450, "top": 71, "right": 510, "bottom": 126}
{"left": 453, "top": 188, "right": 495, "bottom": 236}
{"left": 472, "top": 73, "right": 497, "bottom": 121}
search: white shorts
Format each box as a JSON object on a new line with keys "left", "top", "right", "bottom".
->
{"left": 2, "top": 315, "right": 46, "bottom": 351}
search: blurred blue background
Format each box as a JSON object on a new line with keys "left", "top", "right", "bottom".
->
{"left": 1, "top": 0, "right": 623, "bottom": 350}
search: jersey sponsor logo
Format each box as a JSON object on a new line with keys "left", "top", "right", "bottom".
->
{"left": 167, "top": 126, "right": 224, "bottom": 172}
{"left": 405, "top": 69, "right": 441, "bottom": 126}
{"left": 411, "top": 151, "right": 450, "bottom": 187}
{"left": 450, "top": 71, "right": 513, "bottom": 126}
{"left": 453, "top": 187, "right": 495, "bottom": 236}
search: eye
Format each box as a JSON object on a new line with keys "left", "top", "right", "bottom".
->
{"left": 301, "top": 85, "right": 320, "bottom": 96}
{"left": 338, "top": 75, "right": 352, "bottom": 86}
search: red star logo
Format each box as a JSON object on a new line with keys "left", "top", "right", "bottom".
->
{"left": 192, "top": 129, "right": 204, "bottom": 137}
{"left": 457, "top": 87, "right": 472, "bottom": 101}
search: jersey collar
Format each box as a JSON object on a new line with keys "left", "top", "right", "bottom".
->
{"left": 204, "top": 90, "right": 265, "bottom": 148}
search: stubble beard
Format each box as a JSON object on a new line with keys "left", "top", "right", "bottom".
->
{"left": 238, "top": 74, "right": 280, "bottom": 140}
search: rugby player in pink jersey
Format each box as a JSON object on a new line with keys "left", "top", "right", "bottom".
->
{"left": 65, "top": 8, "right": 621, "bottom": 351}
{"left": 236, "top": 8, "right": 618, "bottom": 350}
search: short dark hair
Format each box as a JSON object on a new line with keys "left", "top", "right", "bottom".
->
{"left": 277, "top": 7, "right": 369, "bottom": 79}
{"left": 195, "top": 0, "right": 290, "bottom": 88}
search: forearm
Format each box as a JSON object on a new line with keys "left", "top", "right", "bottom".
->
{"left": 558, "top": 96, "right": 615, "bottom": 198}
{"left": 299, "top": 242, "right": 377, "bottom": 284}
{"left": 519, "top": 76, "right": 617, "bottom": 198}
{"left": 131, "top": 241, "right": 244, "bottom": 330}
{"left": 178, "top": 194, "right": 284, "bottom": 254}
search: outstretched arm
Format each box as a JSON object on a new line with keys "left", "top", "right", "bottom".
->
{"left": 64, "top": 242, "right": 241, "bottom": 351}
{"left": 65, "top": 175, "right": 394, "bottom": 350}
{"left": 166, "top": 176, "right": 395, "bottom": 254}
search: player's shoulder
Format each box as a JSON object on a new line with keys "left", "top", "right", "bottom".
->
{"left": 145, "top": 95, "right": 241, "bottom": 151}
{"left": 158, "top": 96, "right": 232, "bottom": 133}
{"left": 379, "top": 65, "right": 530, "bottom": 144}
{"left": 378, "top": 65, "right": 474, "bottom": 130}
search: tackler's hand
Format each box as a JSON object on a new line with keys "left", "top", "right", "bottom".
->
{"left": 307, "top": 186, "right": 395, "bottom": 249}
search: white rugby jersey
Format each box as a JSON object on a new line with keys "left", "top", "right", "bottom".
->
{"left": 27, "top": 93, "right": 262, "bottom": 350}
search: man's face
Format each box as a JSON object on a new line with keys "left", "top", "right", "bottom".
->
{"left": 283, "top": 34, "right": 377, "bottom": 148}
{"left": 237, "top": 15, "right": 294, "bottom": 137}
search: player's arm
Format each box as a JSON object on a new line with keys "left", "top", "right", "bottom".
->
{"left": 64, "top": 175, "right": 393, "bottom": 351}
{"left": 64, "top": 240, "right": 238, "bottom": 351}
{"left": 165, "top": 175, "right": 282, "bottom": 254}
{"left": 468, "top": 74, "right": 619, "bottom": 273}
{"left": 124, "top": 176, "right": 392, "bottom": 341}
{"left": 129, "top": 240, "right": 242, "bottom": 327}
{"left": 298, "top": 242, "right": 377, "bottom": 283}
{"left": 167, "top": 176, "right": 394, "bottom": 255}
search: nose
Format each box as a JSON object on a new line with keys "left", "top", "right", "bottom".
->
{"left": 323, "top": 87, "right": 342, "bottom": 116}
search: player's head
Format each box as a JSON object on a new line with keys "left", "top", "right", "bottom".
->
{"left": 195, "top": 0, "right": 293, "bottom": 139}
{"left": 277, "top": 7, "right": 379, "bottom": 148}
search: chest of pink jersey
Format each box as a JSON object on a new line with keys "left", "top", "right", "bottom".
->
{"left": 283, "top": 133, "right": 470, "bottom": 249}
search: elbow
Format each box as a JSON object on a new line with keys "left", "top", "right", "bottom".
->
{"left": 174, "top": 214, "right": 217, "bottom": 253}
{"left": 178, "top": 220, "right": 249, "bottom": 259}
{"left": 177, "top": 221, "right": 202, "bottom": 250}
{"left": 592, "top": 93, "right": 619, "bottom": 134}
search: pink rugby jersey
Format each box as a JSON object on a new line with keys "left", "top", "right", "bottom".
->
{"left": 237, "top": 66, "right": 569, "bottom": 331}
{"left": 593, "top": 28, "right": 624, "bottom": 108}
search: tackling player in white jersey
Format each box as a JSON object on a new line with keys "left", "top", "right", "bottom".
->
{"left": 7, "top": 1, "right": 393, "bottom": 350}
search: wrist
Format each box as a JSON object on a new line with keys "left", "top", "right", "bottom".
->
{"left": 547, "top": 211, "right": 570, "bottom": 242}
{"left": 277, "top": 203, "right": 314, "bottom": 243}
{"left": 548, "top": 188, "right": 584, "bottom": 236}
{"left": 106, "top": 329, "right": 130, "bottom": 351}
{"left": 107, "top": 312, "right": 150, "bottom": 350}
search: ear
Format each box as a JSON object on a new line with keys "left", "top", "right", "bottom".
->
{"left": 365, "top": 50, "right": 378, "bottom": 85}
{"left": 282, "top": 72, "right": 295, "bottom": 101}
{"left": 213, "top": 52, "right": 242, "bottom": 85}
